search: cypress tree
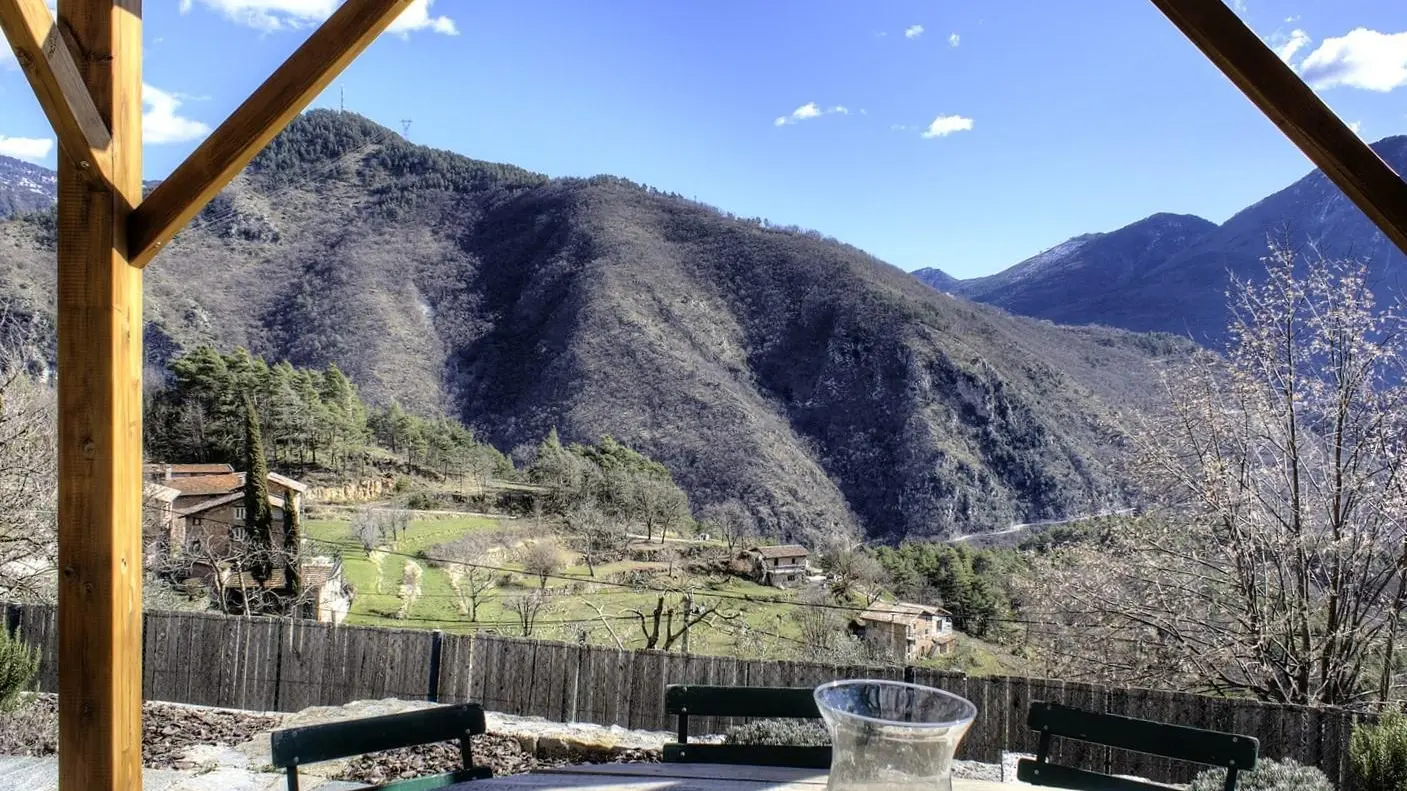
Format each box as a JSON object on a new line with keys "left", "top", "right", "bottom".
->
{"left": 283, "top": 498, "right": 302, "bottom": 606}
{"left": 242, "top": 394, "right": 274, "bottom": 587}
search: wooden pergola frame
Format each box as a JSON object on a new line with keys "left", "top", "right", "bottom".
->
{"left": 0, "top": 0, "right": 1404, "bottom": 787}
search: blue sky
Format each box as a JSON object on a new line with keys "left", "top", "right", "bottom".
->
{"left": 3, "top": 1, "right": 1407, "bottom": 278}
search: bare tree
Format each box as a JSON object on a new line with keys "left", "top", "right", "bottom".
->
{"left": 698, "top": 500, "right": 755, "bottom": 551}
{"left": 565, "top": 502, "right": 626, "bottom": 577}
{"left": 506, "top": 590, "right": 551, "bottom": 637}
{"left": 521, "top": 541, "right": 566, "bottom": 588}
{"left": 0, "top": 364, "right": 56, "bottom": 602}
{"left": 432, "top": 533, "right": 498, "bottom": 620}
{"left": 825, "top": 549, "right": 887, "bottom": 604}
{"left": 634, "top": 477, "right": 689, "bottom": 543}
{"left": 626, "top": 594, "right": 722, "bottom": 651}
{"left": 1024, "top": 247, "right": 1407, "bottom": 707}
{"left": 352, "top": 508, "right": 410, "bottom": 551}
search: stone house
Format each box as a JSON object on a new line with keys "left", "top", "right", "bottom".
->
{"left": 850, "top": 601, "right": 957, "bottom": 661}
{"left": 142, "top": 463, "right": 347, "bottom": 622}
{"left": 745, "top": 544, "right": 810, "bottom": 588}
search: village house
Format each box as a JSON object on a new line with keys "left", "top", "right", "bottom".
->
{"left": 142, "top": 463, "right": 348, "bottom": 622}
{"left": 745, "top": 544, "right": 810, "bottom": 588}
{"left": 850, "top": 601, "right": 957, "bottom": 661}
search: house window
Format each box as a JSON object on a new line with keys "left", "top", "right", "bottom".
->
{"left": 190, "top": 517, "right": 203, "bottom": 527}
{"left": 234, "top": 506, "right": 246, "bottom": 521}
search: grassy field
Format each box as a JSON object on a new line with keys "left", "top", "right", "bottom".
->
{"left": 303, "top": 516, "right": 811, "bottom": 656}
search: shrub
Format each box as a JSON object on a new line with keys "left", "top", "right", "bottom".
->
{"left": 1189, "top": 757, "right": 1334, "bottom": 791}
{"left": 724, "top": 719, "right": 829, "bottom": 747}
{"left": 394, "top": 475, "right": 412, "bottom": 493}
{"left": 1351, "top": 710, "right": 1407, "bottom": 791}
{"left": 0, "top": 629, "right": 38, "bottom": 712}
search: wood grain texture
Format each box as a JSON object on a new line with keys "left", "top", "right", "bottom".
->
{"left": 1150, "top": 0, "right": 1407, "bottom": 256}
{"left": 54, "top": 1, "right": 143, "bottom": 789}
{"left": 0, "top": 0, "right": 112, "bottom": 185}
{"left": 126, "top": 0, "right": 413, "bottom": 268}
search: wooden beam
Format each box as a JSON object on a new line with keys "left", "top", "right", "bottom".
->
{"left": 126, "top": 0, "right": 412, "bottom": 268}
{"left": 54, "top": 0, "right": 143, "bottom": 789}
{"left": 0, "top": 0, "right": 113, "bottom": 185}
{"left": 1150, "top": 0, "right": 1407, "bottom": 256}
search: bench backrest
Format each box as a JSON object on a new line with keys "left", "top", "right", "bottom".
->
{"left": 271, "top": 703, "right": 489, "bottom": 791}
{"left": 663, "top": 684, "right": 830, "bottom": 769}
{"left": 1017, "top": 701, "right": 1259, "bottom": 791}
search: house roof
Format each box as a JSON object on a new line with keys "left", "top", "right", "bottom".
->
{"left": 165, "top": 474, "right": 243, "bottom": 496}
{"left": 267, "top": 471, "right": 309, "bottom": 494}
{"left": 178, "top": 491, "right": 286, "bottom": 518}
{"left": 163, "top": 470, "right": 308, "bottom": 498}
{"left": 223, "top": 568, "right": 287, "bottom": 590}
{"left": 858, "top": 601, "right": 952, "bottom": 625}
{"left": 143, "top": 463, "right": 235, "bottom": 476}
{"left": 143, "top": 483, "right": 182, "bottom": 504}
{"left": 750, "top": 544, "right": 809, "bottom": 560}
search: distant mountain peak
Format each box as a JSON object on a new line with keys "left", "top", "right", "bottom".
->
{"left": 0, "top": 155, "right": 57, "bottom": 219}
{"left": 911, "top": 267, "right": 959, "bottom": 291}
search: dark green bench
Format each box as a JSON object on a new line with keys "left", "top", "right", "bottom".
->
{"left": 270, "top": 702, "right": 493, "bottom": 791}
{"left": 663, "top": 684, "right": 831, "bottom": 769}
{"left": 1017, "top": 701, "right": 1259, "bottom": 791}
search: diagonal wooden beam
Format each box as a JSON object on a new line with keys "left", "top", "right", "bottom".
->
{"left": 0, "top": 0, "right": 113, "bottom": 185}
{"left": 1150, "top": 0, "right": 1407, "bottom": 257}
{"left": 127, "top": 0, "right": 412, "bottom": 268}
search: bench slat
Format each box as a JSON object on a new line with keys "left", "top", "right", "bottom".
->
{"left": 271, "top": 703, "right": 487, "bottom": 769}
{"left": 665, "top": 685, "right": 820, "bottom": 719}
{"left": 1027, "top": 702, "right": 1257, "bottom": 769}
{"left": 1017, "top": 759, "right": 1179, "bottom": 791}
{"left": 379, "top": 767, "right": 494, "bottom": 791}
{"left": 663, "top": 744, "right": 833, "bottom": 769}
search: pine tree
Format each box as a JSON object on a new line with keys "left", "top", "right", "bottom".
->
{"left": 242, "top": 394, "right": 275, "bottom": 586}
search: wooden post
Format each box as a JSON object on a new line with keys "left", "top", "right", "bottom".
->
{"left": 55, "top": 1, "right": 143, "bottom": 789}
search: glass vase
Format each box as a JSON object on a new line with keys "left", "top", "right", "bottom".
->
{"left": 814, "top": 679, "right": 977, "bottom": 791}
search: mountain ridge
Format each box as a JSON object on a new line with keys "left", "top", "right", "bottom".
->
{"left": 0, "top": 111, "right": 1192, "bottom": 543}
{"left": 925, "top": 136, "right": 1407, "bottom": 342}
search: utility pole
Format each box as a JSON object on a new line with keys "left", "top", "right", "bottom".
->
{"left": 339, "top": 86, "right": 345, "bottom": 113}
{"left": 401, "top": 119, "right": 413, "bottom": 139}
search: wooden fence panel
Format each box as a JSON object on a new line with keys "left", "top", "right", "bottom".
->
{"left": 437, "top": 632, "right": 474, "bottom": 705}
{"left": 13, "top": 604, "right": 58, "bottom": 693}
{"left": 0, "top": 602, "right": 1376, "bottom": 786}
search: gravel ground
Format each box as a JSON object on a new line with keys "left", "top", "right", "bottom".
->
{"left": 340, "top": 737, "right": 658, "bottom": 786}
{"left": 0, "top": 694, "right": 280, "bottom": 769}
{"left": 0, "top": 694, "right": 998, "bottom": 784}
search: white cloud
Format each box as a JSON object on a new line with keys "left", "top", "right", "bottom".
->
{"left": 889, "top": 124, "right": 912, "bottom": 132}
{"left": 1297, "top": 28, "right": 1407, "bottom": 91}
{"left": 921, "top": 114, "right": 974, "bottom": 138}
{"left": 1349, "top": 120, "right": 1363, "bottom": 134}
{"left": 1273, "top": 29, "right": 1311, "bottom": 63}
{"left": 1230, "top": 0, "right": 1247, "bottom": 12}
{"left": 904, "top": 24, "right": 924, "bottom": 40}
{"left": 0, "top": 136, "right": 53, "bottom": 161}
{"left": 143, "top": 84, "right": 212, "bottom": 144}
{"left": 1285, "top": 15, "right": 1301, "bottom": 23}
{"left": 948, "top": 33, "right": 961, "bottom": 47}
{"left": 774, "top": 102, "right": 852, "bottom": 127}
{"left": 182, "top": 0, "right": 456, "bottom": 35}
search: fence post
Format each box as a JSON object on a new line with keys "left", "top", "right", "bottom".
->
{"left": 4, "top": 603, "right": 17, "bottom": 638}
{"left": 272, "top": 618, "right": 286, "bottom": 712}
{"left": 904, "top": 666, "right": 916, "bottom": 684}
{"left": 427, "top": 629, "right": 444, "bottom": 703}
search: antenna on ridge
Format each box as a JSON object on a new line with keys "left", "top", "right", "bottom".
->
{"left": 340, "top": 87, "right": 345, "bottom": 113}
{"left": 401, "top": 119, "right": 413, "bottom": 139}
